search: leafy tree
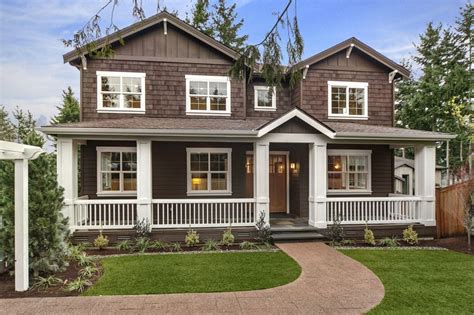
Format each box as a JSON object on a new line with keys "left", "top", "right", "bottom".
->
{"left": 211, "top": 0, "right": 248, "bottom": 50}
{"left": 51, "top": 87, "right": 80, "bottom": 125}
{"left": 0, "top": 106, "right": 15, "bottom": 141}
{"left": 0, "top": 109, "right": 69, "bottom": 277}
{"left": 185, "top": 0, "right": 213, "bottom": 37}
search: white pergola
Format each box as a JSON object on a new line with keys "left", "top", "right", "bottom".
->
{"left": 0, "top": 141, "right": 43, "bottom": 292}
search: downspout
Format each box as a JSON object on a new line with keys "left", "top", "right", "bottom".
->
{"left": 446, "top": 140, "right": 450, "bottom": 185}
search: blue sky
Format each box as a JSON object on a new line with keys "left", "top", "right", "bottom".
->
{"left": 0, "top": 0, "right": 466, "bottom": 123}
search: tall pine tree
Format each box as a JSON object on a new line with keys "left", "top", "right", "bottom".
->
{"left": 211, "top": 0, "right": 248, "bottom": 50}
{"left": 185, "top": 0, "right": 214, "bottom": 37}
{"left": 51, "top": 87, "right": 80, "bottom": 125}
{"left": 0, "top": 106, "right": 15, "bottom": 141}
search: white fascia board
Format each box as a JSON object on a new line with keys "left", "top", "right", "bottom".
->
{"left": 335, "top": 132, "right": 456, "bottom": 141}
{"left": 256, "top": 108, "right": 336, "bottom": 139}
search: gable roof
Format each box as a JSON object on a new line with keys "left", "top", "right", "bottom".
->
{"left": 63, "top": 11, "right": 240, "bottom": 63}
{"left": 293, "top": 37, "right": 410, "bottom": 78}
{"left": 395, "top": 156, "right": 446, "bottom": 170}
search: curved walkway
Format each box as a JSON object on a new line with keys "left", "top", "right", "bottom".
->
{"left": 0, "top": 243, "right": 384, "bottom": 314}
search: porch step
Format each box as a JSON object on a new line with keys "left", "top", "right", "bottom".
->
{"left": 272, "top": 230, "right": 325, "bottom": 242}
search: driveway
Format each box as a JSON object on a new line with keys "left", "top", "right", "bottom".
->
{"left": 0, "top": 243, "right": 384, "bottom": 314}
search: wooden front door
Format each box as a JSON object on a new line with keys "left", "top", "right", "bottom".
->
{"left": 269, "top": 154, "right": 287, "bottom": 213}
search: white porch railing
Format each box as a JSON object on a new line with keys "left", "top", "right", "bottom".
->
{"left": 326, "top": 197, "right": 422, "bottom": 224}
{"left": 72, "top": 199, "right": 137, "bottom": 230}
{"left": 152, "top": 198, "right": 256, "bottom": 228}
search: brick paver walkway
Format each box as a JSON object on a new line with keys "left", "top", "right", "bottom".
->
{"left": 0, "top": 243, "right": 384, "bottom": 314}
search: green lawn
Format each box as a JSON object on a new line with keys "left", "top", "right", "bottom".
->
{"left": 340, "top": 249, "right": 474, "bottom": 315}
{"left": 84, "top": 251, "right": 301, "bottom": 296}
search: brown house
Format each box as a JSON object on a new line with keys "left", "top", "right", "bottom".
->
{"left": 42, "top": 12, "right": 454, "bottom": 241}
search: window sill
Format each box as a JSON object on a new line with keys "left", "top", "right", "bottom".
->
{"left": 97, "top": 109, "right": 146, "bottom": 114}
{"left": 97, "top": 192, "right": 137, "bottom": 197}
{"left": 327, "top": 115, "right": 368, "bottom": 120}
{"left": 255, "top": 107, "right": 277, "bottom": 112}
{"left": 327, "top": 190, "right": 372, "bottom": 196}
{"left": 186, "top": 191, "right": 233, "bottom": 197}
{"left": 186, "top": 111, "right": 231, "bottom": 117}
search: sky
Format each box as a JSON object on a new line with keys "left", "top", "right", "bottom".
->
{"left": 0, "top": 0, "right": 467, "bottom": 124}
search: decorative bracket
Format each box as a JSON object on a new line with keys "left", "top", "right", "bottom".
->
{"left": 80, "top": 54, "right": 87, "bottom": 70}
{"left": 346, "top": 43, "right": 355, "bottom": 59}
{"left": 163, "top": 18, "right": 168, "bottom": 35}
{"left": 389, "top": 70, "right": 398, "bottom": 83}
{"left": 302, "top": 65, "right": 309, "bottom": 79}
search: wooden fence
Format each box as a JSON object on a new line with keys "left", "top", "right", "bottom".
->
{"left": 436, "top": 179, "right": 473, "bottom": 238}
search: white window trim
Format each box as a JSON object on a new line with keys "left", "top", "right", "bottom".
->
{"left": 327, "top": 149, "right": 372, "bottom": 195}
{"left": 96, "top": 71, "right": 146, "bottom": 114}
{"left": 186, "top": 147, "right": 232, "bottom": 196}
{"left": 185, "top": 75, "right": 231, "bottom": 116}
{"left": 254, "top": 86, "right": 276, "bottom": 111}
{"left": 327, "top": 81, "right": 368, "bottom": 120}
{"left": 96, "top": 146, "right": 137, "bottom": 196}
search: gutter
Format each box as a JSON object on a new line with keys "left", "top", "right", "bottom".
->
{"left": 335, "top": 132, "right": 456, "bottom": 141}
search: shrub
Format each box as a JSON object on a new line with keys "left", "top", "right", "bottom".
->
{"left": 202, "top": 239, "right": 220, "bottom": 251}
{"left": 340, "top": 239, "right": 356, "bottom": 246}
{"left": 78, "top": 266, "right": 99, "bottom": 279}
{"left": 32, "top": 275, "right": 63, "bottom": 289}
{"left": 76, "top": 253, "right": 96, "bottom": 268}
{"left": 69, "top": 244, "right": 86, "bottom": 261}
{"left": 170, "top": 242, "right": 182, "bottom": 252}
{"left": 403, "top": 225, "right": 419, "bottom": 245}
{"left": 364, "top": 226, "right": 376, "bottom": 246}
{"left": 328, "top": 214, "right": 344, "bottom": 246}
{"left": 134, "top": 237, "right": 151, "bottom": 253}
{"left": 378, "top": 236, "right": 400, "bottom": 247}
{"left": 185, "top": 229, "right": 200, "bottom": 247}
{"left": 65, "top": 277, "right": 92, "bottom": 293}
{"left": 93, "top": 231, "right": 109, "bottom": 250}
{"left": 255, "top": 211, "right": 272, "bottom": 244}
{"left": 151, "top": 240, "right": 169, "bottom": 251}
{"left": 221, "top": 227, "right": 235, "bottom": 246}
{"left": 240, "top": 241, "right": 258, "bottom": 250}
{"left": 133, "top": 218, "right": 151, "bottom": 238}
{"left": 116, "top": 240, "right": 133, "bottom": 252}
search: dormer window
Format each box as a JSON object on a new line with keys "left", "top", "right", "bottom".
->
{"left": 96, "top": 71, "right": 146, "bottom": 114}
{"left": 328, "top": 81, "right": 368, "bottom": 119}
{"left": 185, "top": 75, "right": 231, "bottom": 116}
{"left": 254, "top": 86, "right": 276, "bottom": 111}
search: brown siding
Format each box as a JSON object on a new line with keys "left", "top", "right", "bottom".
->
{"left": 327, "top": 144, "right": 394, "bottom": 196}
{"left": 270, "top": 117, "right": 321, "bottom": 134}
{"left": 245, "top": 79, "right": 293, "bottom": 118}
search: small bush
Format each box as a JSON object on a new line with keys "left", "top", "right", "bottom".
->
{"left": 340, "top": 239, "right": 356, "bottom": 246}
{"left": 170, "top": 242, "right": 182, "bottom": 252}
{"left": 77, "top": 253, "right": 96, "bottom": 268}
{"left": 117, "top": 240, "right": 133, "bottom": 252}
{"left": 32, "top": 275, "right": 63, "bottom": 289}
{"left": 185, "top": 229, "right": 200, "bottom": 247}
{"left": 240, "top": 241, "right": 258, "bottom": 250}
{"left": 328, "top": 214, "right": 344, "bottom": 246}
{"left": 202, "top": 239, "right": 220, "bottom": 251}
{"left": 134, "top": 237, "right": 151, "bottom": 253}
{"left": 64, "top": 277, "right": 92, "bottom": 293}
{"left": 403, "top": 225, "right": 419, "bottom": 245}
{"left": 151, "top": 240, "right": 169, "bottom": 251}
{"left": 378, "top": 236, "right": 400, "bottom": 247}
{"left": 221, "top": 227, "right": 235, "bottom": 246}
{"left": 133, "top": 218, "right": 151, "bottom": 238}
{"left": 258, "top": 242, "right": 273, "bottom": 250}
{"left": 68, "top": 245, "right": 85, "bottom": 261}
{"left": 93, "top": 231, "right": 109, "bottom": 250}
{"left": 364, "top": 226, "right": 376, "bottom": 246}
{"left": 78, "top": 266, "right": 99, "bottom": 279}
{"left": 255, "top": 211, "right": 272, "bottom": 244}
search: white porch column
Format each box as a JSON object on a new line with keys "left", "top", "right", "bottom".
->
{"left": 309, "top": 143, "right": 327, "bottom": 228}
{"left": 14, "top": 159, "right": 28, "bottom": 292}
{"left": 57, "top": 138, "right": 78, "bottom": 230}
{"left": 414, "top": 144, "right": 436, "bottom": 226}
{"left": 136, "top": 139, "right": 152, "bottom": 224}
{"left": 254, "top": 141, "right": 270, "bottom": 225}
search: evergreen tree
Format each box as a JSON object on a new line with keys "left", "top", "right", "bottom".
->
{"left": 185, "top": 0, "right": 214, "bottom": 37}
{"left": 0, "top": 106, "right": 15, "bottom": 141}
{"left": 51, "top": 87, "right": 80, "bottom": 125}
{"left": 0, "top": 109, "right": 69, "bottom": 277}
{"left": 211, "top": 0, "right": 248, "bottom": 50}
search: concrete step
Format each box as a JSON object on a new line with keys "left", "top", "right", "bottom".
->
{"left": 272, "top": 231, "right": 326, "bottom": 242}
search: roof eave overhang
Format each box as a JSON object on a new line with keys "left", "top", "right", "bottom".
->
{"left": 334, "top": 132, "right": 456, "bottom": 141}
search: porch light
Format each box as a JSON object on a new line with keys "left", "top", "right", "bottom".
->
{"left": 290, "top": 163, "right": 296, "bottom": 170}
{"left": 290, "top": 162, "right": 299, "bottom": 175}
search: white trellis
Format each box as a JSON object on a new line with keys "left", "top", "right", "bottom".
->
{"left": 0, "top": 141, "right": 43, "bottom": 292}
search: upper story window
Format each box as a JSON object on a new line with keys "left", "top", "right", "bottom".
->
{"left": 254, "top": 86, "right": 276, "bottom": 111}
{"left": 185, "top": 75, "right": 231, "bottom": 116}
{"left": 97, "top": 147, "right": 137, "bottom": 196}
{"left": 327, "top": 149, "right": 371, "bottom": 194}
{"left": 96, "top": 71, "right": 146, "bottom": 114}
{"left": 328, "top": 81, "right": 368, "bottom": 119}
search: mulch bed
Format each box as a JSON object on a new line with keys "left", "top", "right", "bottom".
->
{"left": 85, "top": 244, "right": 245, "bottom": 256}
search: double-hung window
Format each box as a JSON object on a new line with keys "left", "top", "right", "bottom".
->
{"left": 187, "top": 148, "right": 232, "bottom": 195}
{"left": 254, "top": 86, "right": 276, "bottom": 111}
{"left": 185, "top": 75, "right": 231, "bottom": 116}
{"left": 97, "top": 147, "right": 137, "bottom": 195}
{"left": 327, "top": 150, "right": 371, "bottom": 194}
{"left": 328, "top": 81, "right": 368, "bottom": 119}
{"left": 97, "top": 71, "right": 146, "bottom": 113}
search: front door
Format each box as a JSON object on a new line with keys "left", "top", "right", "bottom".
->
{"left": 269, "top": 154, "right": 287, "bottom": 213}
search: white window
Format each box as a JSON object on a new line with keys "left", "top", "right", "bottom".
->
{"left": 328, "top": 81, "right": 368, "bottom": 119}
{"left": 327, "top": 150, "right": 371, "bottom": 194}
{"left": 97, "top": 147, "right": 137, "bottom": 195}
{"left": 96, "top": 71, "right": 146, "bottom": 113}
{"left": 254, "top": 86, "right": 276, "bottom": 111}
{"left": 185, "top": 75, "right": 231, "bottom": 116}
{"left": 186, "top": 148, "right": 232, "bottom": 195}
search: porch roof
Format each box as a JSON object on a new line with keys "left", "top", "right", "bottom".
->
{"left": 40, "top": 110, "right": 455, "bottom": 141}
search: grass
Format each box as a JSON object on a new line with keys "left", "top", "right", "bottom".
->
{"left": 340, "top": 249, "right": 474, "bottom": 314}
{"left": 84, "top": 251, "right": 301, "bottom": 296}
